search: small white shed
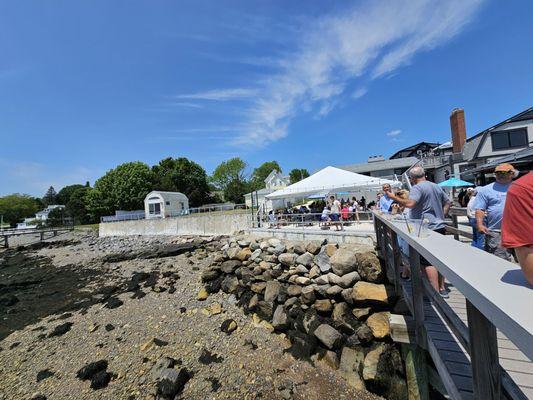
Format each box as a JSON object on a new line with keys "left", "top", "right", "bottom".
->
{"left": 144, "top": 191, "right": 189, "bottom": 219}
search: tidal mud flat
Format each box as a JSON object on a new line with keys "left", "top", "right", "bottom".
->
{"left": 0, "top": 231, "right": 383, "bottom": 400}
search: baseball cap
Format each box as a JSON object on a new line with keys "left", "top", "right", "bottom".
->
{"left": 494, "top": 163, "right": 514, "bottom": 173}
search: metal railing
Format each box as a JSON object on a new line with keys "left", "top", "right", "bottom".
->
{"left": 100, "top": 203, "right": 247, "bottom": 223}
{"left": 373, "top": 212, "right": 531, "bottom": 399}
{"left": 254, "top": 211, "right": 375, "bottom": 229}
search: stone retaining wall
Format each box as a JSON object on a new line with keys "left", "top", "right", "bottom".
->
{"left": 99, "top": 212, "right": 251, "bottom": 237}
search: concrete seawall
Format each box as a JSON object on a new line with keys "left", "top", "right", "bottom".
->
{"left": 99, "top": 212, "right": 252, "bottom": 237}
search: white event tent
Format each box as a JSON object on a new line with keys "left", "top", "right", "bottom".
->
{"left": 265, "top": 166, "right": 400, "bottom": 200}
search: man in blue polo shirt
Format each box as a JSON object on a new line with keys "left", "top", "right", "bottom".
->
{"left": 474, "top": 163, "right": 516, "bottom": 261}
{"left": 379, "top": 183, "right": 394, "bottom": 213}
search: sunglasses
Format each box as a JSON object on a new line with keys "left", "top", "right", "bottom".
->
{"left": 495, "top": 171, "right": 512, "bottom": 175}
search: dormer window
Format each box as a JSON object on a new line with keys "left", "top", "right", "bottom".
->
{"left": 491, "top": 128, "right": 528, "bottom": 151}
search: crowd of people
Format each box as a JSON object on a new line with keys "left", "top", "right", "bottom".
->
{"left": 267, "top": 195, "right": 375, "bottom": 230}
{"left": 378, "top": 163, "right": 532, "bottom": 290}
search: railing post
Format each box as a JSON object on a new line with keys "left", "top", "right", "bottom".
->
{"left": 466, "top": 300, "right": 501, "bottom": 400}
{"left": 451, "top": 212, "right": 460, "bottom": 241}
{"left": 409, "top": 248, "right": 427, "bottom": 349}
{"left": 389, "top": 230, "right": 402, "bottom": 292}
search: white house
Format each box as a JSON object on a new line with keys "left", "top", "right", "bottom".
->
{"left": 244, "top": 170, "right": 290, "bottom": 209}
{"left": 35, "top": 205, "right": 65, "bottom": 221}
{"left": 144, "top": 191, "right": 189, "bottom": 219}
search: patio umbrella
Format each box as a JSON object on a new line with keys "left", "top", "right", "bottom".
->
{"left": 437, "top": 177, "right": 474, "bottom": 187}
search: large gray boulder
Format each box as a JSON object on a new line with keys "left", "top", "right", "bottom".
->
{"left": 339, "top": 347, "right": 365, "bottom": 391}
{"left": 356, "top": 252, "right": 383, "bottom": 283}
{"left": 220, "top": 260, "right": 241, "bottom": 274}
{"left": 314, "top": 248, "right": 332, "bottom": 273}
{"left": 272, "top": 305, "right": 290, "bottom": 331}
{"left": 264, "top": 281, "right": 281, "bottom": 303}
{"left": 330, "top": 248, "right": 358, "bottom": 276}
{"left": 295, "top": 252, "right": 314, "bottom": 267}
{"left": 306, "top": 242, "right": 322, "bottom": 255}
{"left": 314, "top": 324, "right": 343, "bottom": 349}
{"left": 338, "top": 271, "right": 361, "bottom": 288}
{"left": 220, "top": 276, "right": 239, "bottom": 293}
{"left": 278, "top": 253, "right": 297, "bottom": 266}
{"left": 300, "top": 285, "right": 316, "bottom": 305}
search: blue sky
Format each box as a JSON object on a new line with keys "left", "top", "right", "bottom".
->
{"left": 1, "top": 0, "right": 532, "bottom": 196}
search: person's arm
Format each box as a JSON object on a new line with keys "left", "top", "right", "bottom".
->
{"left": 473, "top": 193, "right": 489, "bottom": 234}
{"left": 385, "top": 190, "right": 417, "bottom": 208}
{"left": 475, "top": 210, "right": 489, "bottom": 234}
{"left": 441, "top": 188, "right": 451, "bottom": 217}
{"left": 443, "top": 201, "right": 451, "bottom": 217}
{"left": 515, "top": 246, "right": 533, "bottom": 286}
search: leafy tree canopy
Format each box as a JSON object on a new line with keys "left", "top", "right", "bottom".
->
{"left": 0, "top": 194, "right": 41, "bottom": 227}
{"left": 289, "top": 168, "right": 310, "bottom": 184}
{"left": 250, "top": 161, "right": 281, "bottom": 191}
{"left": 65, "top": 186, "right": 92, "bottom": 225}
{"left": 56, "top": 184, "right": 85, "bottom": 205}
{"left": 151, "top": 157, "right": 211, "bottom": 207}
{"left": 43, "top": 186, "right": 57, "bottom": 206}
{"left": 86, "top": 161, "right": 153, "bottom": 219}
{"left": 211, "top": 157, "right": 247, "bottom": 191}
{"left": 223, "top": 179, "right": 249, "bottom": 204}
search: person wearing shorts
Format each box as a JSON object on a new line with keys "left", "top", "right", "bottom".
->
{"left": 329, "top": 195, "right": 343, "bottom": 231}
{"left": 385, "top": 166, "right": 451, "bottom": 297}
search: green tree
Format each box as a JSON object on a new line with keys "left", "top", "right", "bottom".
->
{"left": 46, "top": 207, "right": 65, "bottom": 227}
{"left": 86, "top": 161, "right": 153, "bottom": 220}
{"left": 151, "top": 157, "right": 211, "bottom": 206}
{"left": 211, "top": 158, "right": 247, "bottom": 191}
{"left": 0, "top": 194, "right": 41, "bottom": 227}
{"left": 56, "top": 184, "right": 85, "bottom": 205}
{"left": 250, "top": 161, "right": 281, "bottom": 190}
{"left": 224, "top": 179, "right": 249, "bottom": 204}
{"left": 43, "top": 186, "right": 57, "bottom": 206}
{"left": 289, "top": 168, "right": 310, "bottom": 184}
{"left": 65, "top": 186, "right": 91, "bottom": 224}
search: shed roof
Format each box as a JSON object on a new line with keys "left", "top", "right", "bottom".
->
{"left": 145, "top": 191, "right": 188, "bottom": 202}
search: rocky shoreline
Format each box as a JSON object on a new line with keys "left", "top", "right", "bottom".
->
{"left": 198, "top": 236, "right": 408, "bottom": 399}
{"left": 0, "top": 231, "right": 387, "bottom": 400}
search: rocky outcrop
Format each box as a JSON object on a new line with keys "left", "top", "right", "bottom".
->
{"left": 198, "top": 236, "right": 406, "bottom": 399}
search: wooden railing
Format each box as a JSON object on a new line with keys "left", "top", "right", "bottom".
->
{"left": 445, "top": 207, "right": 473, "bottom": 241}
{"left": 1, "top": 226, "right": 74, "bottom": 248}
{"left": 373, "top": 212, "right": 532, "bottom": 400}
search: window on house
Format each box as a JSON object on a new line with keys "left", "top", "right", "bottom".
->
{"left": 491, "top": 128, "right": 528, "bottom": 151}
{"left": 165, "top": 201, "right": 170, "bottom": 205}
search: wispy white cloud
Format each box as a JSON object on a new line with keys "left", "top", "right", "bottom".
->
{"left": 229, "top": 0, "right": 483, "bottom": 146}
{"left": 386, "top": 129, "right": 402, "bottom": 137}
{"left": 171, "top": 102, "right": 204, "bottom": 109}
{"left": 175, "top": 88, "right": 257, "bottom": 101}
{"left": 352, "top": 87, "right": 368, "bottom": 100}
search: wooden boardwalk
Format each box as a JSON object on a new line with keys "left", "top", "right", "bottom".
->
{"left": 401, "top": 280, "right": 533, "bottom": 399}
{"left": 1, "top": 226, "right": 73, "bottom": 248}
{"left": 374, "top": 213, "right": 533, "bottom": 400}
{"left": 443, "top": 284, "right": 533, "bottom": 399}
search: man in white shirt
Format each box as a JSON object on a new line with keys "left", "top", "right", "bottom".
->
{"left": 466, "top": 188, "right": 484, "bottom": 249}
{"left": 329, "top": 195, "right": 343, "bottom": 231}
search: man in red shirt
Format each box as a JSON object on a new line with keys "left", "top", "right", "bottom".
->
{"left": 501, "top": 171, "right": 533, "bottom": 285}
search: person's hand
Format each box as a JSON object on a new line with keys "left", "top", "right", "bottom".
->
{"left": 477, "top": 224, "right": 489, "bottom": 234}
